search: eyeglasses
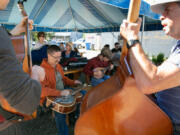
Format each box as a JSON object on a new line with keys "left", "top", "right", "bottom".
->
{"left": 49, "top": 54, "right": 61, "bottom": 60}
{"left": 39, "top": 35, "right": 45, "bottom": 37}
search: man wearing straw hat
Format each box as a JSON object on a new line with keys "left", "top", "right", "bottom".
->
{"left": 120, "top": 0, "right": 180, "bottom": 134}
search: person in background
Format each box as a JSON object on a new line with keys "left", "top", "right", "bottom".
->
{"left": 33, "top": 31, "right": 46, "bottom": 50}
{"left": 62, "top": 42, "right": 77, "bottom": 59}
{"left": 103, "top": 44, "right": 110, "bottom": 49}
{"left": 59, "top": 42, "right": 65, "bottom": 51}
{"left": 83, "top": 47, "right": 113, "bottom": 85}
{"left": 120, "top": 0, "right": 180, "bottom": 134}
{"left": 0, "top": 1, "right": 41, "bottom": 134}
{"left": 91, "top": 67, "right": 110, "bottom": 87}
{"left": 74, "top": 47, "right": 81, "bottom": 57}
{"left": 40, "top": 45, "right": 82, "bottom": 135}
{"left": 111, "top": 42, "right": 122, "bottom": 68}
{"left": 111, "top": 42, "right": 121, "bottom": 53}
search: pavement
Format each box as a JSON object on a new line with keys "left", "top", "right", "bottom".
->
{"left": 79, "top": 49, "right": 100, "bottom": 59}
{"left": 19, "top": 111, "right": 75, "bottom": 135}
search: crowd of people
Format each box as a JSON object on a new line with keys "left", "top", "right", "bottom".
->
{"left": 0, "top": 0, "right": 180, "bottom": 135}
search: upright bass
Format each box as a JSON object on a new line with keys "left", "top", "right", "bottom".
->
{"left": 75, "top": 0, "right": 173, "bottom": 135}
{"left": 0, "top": 0, "right": 36, "bottom": 121}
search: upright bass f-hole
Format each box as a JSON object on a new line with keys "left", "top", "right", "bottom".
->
{"left": 17, "top": 0, "right": 32, "bottom": 75}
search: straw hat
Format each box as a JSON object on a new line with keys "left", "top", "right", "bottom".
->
{"left": 151, "top": 0, "right": 180, "bottom": 14}
{"left": 66, "top": 42, "right": 74, "bottom": 49}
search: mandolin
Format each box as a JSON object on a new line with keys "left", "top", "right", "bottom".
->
{"left": 74, "top": 0, "right": 173, "bottom": 135}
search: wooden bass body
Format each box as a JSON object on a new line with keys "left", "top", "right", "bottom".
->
{"left": 75, "top": 70, "right": 173, "bottom": 135}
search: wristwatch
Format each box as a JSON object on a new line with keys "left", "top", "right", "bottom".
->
{"left": 127, "top": 39, "right": 140, "bottom": 49}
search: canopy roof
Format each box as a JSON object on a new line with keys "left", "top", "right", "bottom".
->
{"left": 0, "top": 0, "right": 162, "bottom": 33}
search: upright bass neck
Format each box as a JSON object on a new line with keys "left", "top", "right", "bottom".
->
{"left": 17, "top": 0, "right": 32, "bottom": 75}
{"left": 118, "top": 0, "right": 141, "bottom": 83}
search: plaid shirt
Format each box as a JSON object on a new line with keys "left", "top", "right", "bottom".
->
{"left": 83, "top": 56, "right": 109, "bottom": 77}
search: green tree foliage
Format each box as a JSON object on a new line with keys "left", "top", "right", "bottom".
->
{"left": 31, "top": 31, "right": 38, "bottom": 41}
{"left": 152, "top": 53, "right": 165, "bottom": 66}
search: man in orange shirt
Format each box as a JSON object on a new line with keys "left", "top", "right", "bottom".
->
{"left": 40, "top": 45, "right": 81, "bottom": 135}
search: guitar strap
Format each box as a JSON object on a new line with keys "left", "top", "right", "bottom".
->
{"left": 0, "top": 106, "right": 24, "bottom": 122}
{"left": 0, "top": 106, "right": 24, "bottom": 131}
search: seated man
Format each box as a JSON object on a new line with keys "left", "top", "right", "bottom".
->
{"left": 83, "top": 47, "right": 113, "bottom": 86}
{"left": 39, "top": 45, "right": 82, "bottom": 135}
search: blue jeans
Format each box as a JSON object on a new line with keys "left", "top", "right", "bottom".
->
{"left": 54, "top": 111, "right": 69, "bottom": 135}
{"left": 91, "top": 75, "right": 110, "bottom": 86}
{"left": 75, "top": 90, "right": 87, "bottom": 117}
{"left": 54, "top": 90, "right": 87, "bottom": 135}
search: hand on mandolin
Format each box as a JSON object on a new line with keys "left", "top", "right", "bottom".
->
{"left": 10, "top": 16, "right": 33, "bottom": 36}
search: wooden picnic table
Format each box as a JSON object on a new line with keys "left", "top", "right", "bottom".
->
{"left": 64, "top": 68, "right": 83, "bottom": 80}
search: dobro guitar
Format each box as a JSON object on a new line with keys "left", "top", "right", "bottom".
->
{"left": 46, "top": 85, "right": 92, "bottom": 114}
{"left": 75, "top": 0, "right": 173, "bottom": 135}
{"left": 46, "top": 89, "right": 83, "bottom": 114}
